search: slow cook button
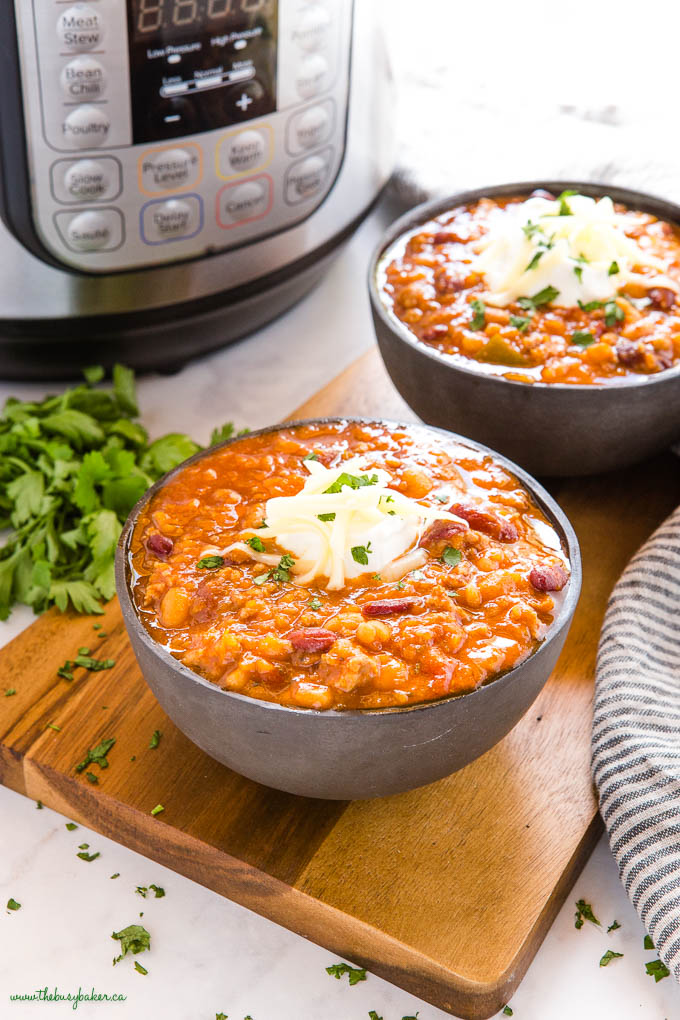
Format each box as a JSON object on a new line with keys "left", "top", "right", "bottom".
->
{"left": 217, "top": 177, "right": 271, "bottom": 227}
{"left": 141, "top": 147, "right": 200, "bottom": 191}
{"left": 285, "top": 151, "right": 331, "bottom": 205}
{"left": 64, "top": 158, "right": 113, "bottom": 200}
{"left": 58, "top": 208, "right": 122, "bottom": 252}
{"left": 57, "top": 4, "right": 104, "bottom": 51}
{"left": 60, "top": 56, "right": 106, "bottom": 100}
{"left": 141, "top": 197, "right": 202, "bottom": 243}
{"left": 62, "top": 105, "right": 110, "bottom": 148}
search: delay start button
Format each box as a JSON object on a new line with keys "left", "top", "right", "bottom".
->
{"left": 57, "top": 4, "right": 104, "bottom": 52}
{"left": 140, "top": 146, "right": 201, "bottom": 192}
{"left": 62, "top": 105, "right": 110, "bottom": 148}
{"left": 141, "top": 196, "right": 203, "bottom": 243}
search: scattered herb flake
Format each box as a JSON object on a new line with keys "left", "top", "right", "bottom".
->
{"left": 7, "top": 898, "right": 21, "bottom": 911}
{"left": 76, "top": 737, "right": 115, "bottom": 773}
{"left": 149, "top": 730, "right": 162, "bottom": 750}
{"left": 134, "top": 961, "right": 148, "bottom": 975}
{"left": 150, "top": 804, "right": 164, "bottom": 816}
{"left": 510, "top": 315, "right": 531, "bottom": 332}
{"left": 608, "top": 260, "right": 620, "bottom": 276}
{"left": 271, "top": 554, "right": 295, "bottom": 583}
{"left": 502, "top": 1009, "right": 514, "bottom": 1017}
{"left": 326, "top": 962, "right": 367, "bottom": 986}
{"left": 644, "top": 934, "right": 654, "bottom": 950}
{"left": 645, "top": 958, "right": 670, "bottom": 982}
{"left": 78, "top": 843, "right": 89, "bottom": 850}
{"left": 557, "top": 189, "right": 577, "bottom": 216}
{"left": 65, "top": 822, "right": 78, "bottom": 831}
{"left": 47, "top": 723, "right": 61, "bottom": 732}
{"left": 111, "top": 923, "right": 151, "bottom": 965}
{"left": 77, "top": 850, "right": 100, "bottom": 862}
{"left": 317, "top": 512, "right": 336, "bottom": 522}
{"left": 247, "top": 536, "right": 265, "bottom": 553}
{"left": 351, "top": 543, "right": 372, "bottom": 566}
{"left": 308, "top": 597, "right": 322, "bottom": 611}
{"left": 110, "top": 873, "right": 120, "bottom": 879}
{"left": 136, "top": 886, "right": 148, "bottom": 898}
{"left": 197, "top": 555, "right": 224, "bottom": 570}
{"left": 73, "top": 655, "right": 115, "bottom": 672}
{"left": 470, "top": 298, "right": 486, "bottom": 330}
{"left": 605, "top": 300, "right": 625, "bottom": 328}
{"left": 530, "top": 284, "right": 560, "bottom": 307}
{"left": 323, "top": 472, "right": 379, "bottom": 494}
{"left": 607, "top": 920, "right": 621, "bottom": 933}
{"left": 573, "top": 265, "right": 583, "bottom": 282}
{"left": 150, "top": 884, "right": 165, "bottom": 898}
{"left": 5, "top": 688, "right": 16, "bottom": 697}
{"left": 36, "top": 800, "right": 43, "bottom": 809}
{"left": 83, "top": 365, "right": 105, "bottom": 386}
{"left": 600, "top": 949, "right": 623, "bottom": 967}
{"left": 304, "top": 452, "right": 319, "bottom": 461}
{"left": 574, "top": 899, "right": 600, "bottom": 929}
{"left": 572, "top": 331, "right": 595, "bottom": 347}
{"left": 442, "top": 546, "right": 462, "bottom": 568}
{"left": 524, "top": 250, "right": 544, "bottom": 272}
{"left": 78, "top": 646, "right": 90, "bottom": 656}
{"left": 57, "top": 665, "right": 75, "bottom": 682}
{"left": 368, "top": 1013, "right": 383, "bottom": 1020}
{"left": 85, "top": 772, "right": 99, "bottom": 785}
{"left": 93, "top": 623, "right": 102, "bottom": 630}
{"left": 216, "top": 1014, "right": 228, "bottom": 1020}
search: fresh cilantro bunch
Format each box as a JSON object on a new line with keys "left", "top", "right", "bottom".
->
{"left": 0, "top": 364, "right": 237, "bottom": 620}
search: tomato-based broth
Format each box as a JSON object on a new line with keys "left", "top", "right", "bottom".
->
{"left": 130, "top": 422, "right": 570, "bottom": 710}
{"left": 379, "top": 192, "right": 680, "bottom": 384}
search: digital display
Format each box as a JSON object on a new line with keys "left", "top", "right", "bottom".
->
{"left": 127, "top": 0, "right": 278, "bottom": 143}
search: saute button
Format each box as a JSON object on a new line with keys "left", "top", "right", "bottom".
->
{"left": 62, "top": 105, "right": 110, "bottom": 148}
{"left": 60, "top": 56, "right": 106, "bottom": 100}
{"left": 63, "top": 159, "right": 113, "bottom": 200}
{"left": 142, "top": 147, "right": 200, "bottom": 191}
{"left": 60, "top": 209, "right": 122, "bottom": 252}
{"left": 289, "top": 102, "right": 332, "bottom": 152}
{"left": 141, "top": 197, "right": 202, "bottom": 243}
{"left": 292, "top": 5, "right": 332, "bottom": 51}
{"left": 57, "top": 4, "right": 104, "bottom": 51}
{"left": 284, "top": 151, "right": 331, "bottom": 204}
{"left": 224, "top": 129, "right": 268, "bottom": 174}
{"left": 217, "top": 178, "right": 271, "bottom": 226}
{"left": 295, "top": 54, "right": 330, "bottom": 99}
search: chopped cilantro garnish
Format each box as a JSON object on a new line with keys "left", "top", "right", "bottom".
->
{"left": 304, "top": 452, "right": 319, "bottom": 461}
{"left": 645, "top": 958, "right": 670, "bottom": 982}
{"left": 75, "top": 737, "right": 115, "bottom": 773}
{"left": 502, "top": 1009, "right": 513, "bottom": 1017}
{"left": 77, "top": 850, "right": 100, "bottom": 862}
{"left": 47, "top": 723, "right": 61, "bottom": 732}
{"left": 4, "top": 687, "right": 17, "bottom": 696}
{"left": 524, "top": 250, "right": 544, "bottom": 272}
{"left": 470, "top": 298, "right": 486, "bottom": 330}
{"left": 572, "top": 331, "right": 595, "bottom": 347}
{"left": 150, "top": 884, "right": 165, "bottom": 898}
{"left": 323, "top": 472, "right": 379, "bottom": 494}
{"left": 7, "top": 898, "right": 20, "bottom": 911}
{"left": 608, "top": 260, "right": 620, "bottom": 276}
{"left": 110, "top": 873, "right": 120, "bottom": 879}
{"left": 83, "top": 365, "right": 105, "bottom": 386}
{"left": 529, "top": 285, "right": 560, "bottom": 308}
{"left": 36, "top": 800, "right": 43, "bottom": 809}
{"left": 522, "top": 220, "right": 542, "bottom": 241}
{"left": 607, "top": 920, "right": 621, "bottom": 933}
{"left": 308, "top": 597, "right": 322, "bottom": 611}
{"left": 65, "top": 822, "right": 78, "bottom": 831}
{"left": 557, "top": 189, "right": 577, "bottom": 216}
{"left": 134, "top": 961, "right": 148, "bottom": 976}
{"left": 442, "top": 546, "right": 462, "bottom": 567}
{"left": 216, "top": 1014, "right": 228, "bottom": 1020}
{"left": 149, "top": 730, "right": 161, "bottom": 750}
{"left": 574, "top": 899, "right": 600, "bottom": 929}
{"left": 368, "top": 1012, "right": 383, "bottom": 1020}
{"left": 643, "top": 934, "right": 654, "bottom": 950}
{"left": 78, "top": 842, "right": 89, "bottom": 849}
{"left": 578, "top": 298, "right": 604, "bottom": 312}
{"left": 599, "top": 949, "right": 623, "bottom": 967}
{"left": 150, "top": 804, "right": 164, "bottom": 816}
{"left": 326, "top": 962, "right": 367, "bottom": 986}
{"left": 605, "top": 300, "right": 624, "bottom": 328}
{"left": 434, "top": 494, "right": 449, "bottom": 503}
{"left": 317, "top": 512, "right": 336, "bottom": 522}
{"left": 111, "top": 923, "right": 151, "bottom": 965}
{"left": 372, "top": 573, "right": 381, "bottom": 580}
{"left": 573, "top": 265, "right": 583, "bottom": 282}
{"left": 197, "top": 555, "right": 224, "bottom": 570}
{"left": 85, "top": 772, "right": 98, "bottom": 784}
{"left": 270, "top": 554, "right": 295, "bottom": 582}
{"left": 93, "top": 623, "right": 102, "bottom": 629}
{"left": 351, "top": 543, "right": 372, "bottom": 566}
{"left": 136, "top": 886, "right": 148, "bottom": 898}
{"left": 510, "top": 315, "right": 531, "bottom": 332}
{"left": 247, "top": 536, "right": 265, "bottom": 553}
{"left": 78, "top": 646, "right": 90, "bottom": 656}
{"left": 74, "top": 655, "right": 115, "bottom": 671}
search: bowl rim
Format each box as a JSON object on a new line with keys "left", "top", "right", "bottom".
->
{"left": 368, "top": 179, "right": 680, "bottom": 392}
{"left": 115, "top": 416, "right": 582, "bottom": 721}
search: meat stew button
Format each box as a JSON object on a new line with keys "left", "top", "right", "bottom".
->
{"left": 57, "top": 4, "right": 104, "bottom": 51}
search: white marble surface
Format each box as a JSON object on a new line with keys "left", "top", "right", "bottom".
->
{"left": 1, "top": 204, "right": 679, "bottom": 1020}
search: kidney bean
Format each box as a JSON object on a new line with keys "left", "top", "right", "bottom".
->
{"left": 449, "top": 503, "right": 518, "bottom": 543}
{"left": 528, "top": 563, "right": 569, "bottom": 592}
{"left": 362, "top": 598, "right": 419, "bottom": 618}
{"left": 615, "top": 339, "right": 644, "bottom": 367}
{"left": 146, "top": 533, "right": 174, "bottom": 559}
{"left": 648, "top": 286, "right": 676, "bottom": 311}
{"left": 419, "top": 518, "right": 467, "bottom": 547}
{"left": 529, "top": 189, "right": 555, "bottom": 200}
{"left": 289, "top": 628, "right": 337, "bottom": 653}
{"left": 421, "top": 324, "right": 450, "bottom": 342}
{"left": 434, "top": 267, "right": 464, "bottom": 295}
{"left": 432, "top": 230, "right": 468, "bottom": 245}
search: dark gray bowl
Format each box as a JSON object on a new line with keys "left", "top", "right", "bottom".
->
{"left": 369, "top": 181, "right": 680, "bottom": 477}
{"left": 115, "top": 418, "right": 581, "bottom": 800}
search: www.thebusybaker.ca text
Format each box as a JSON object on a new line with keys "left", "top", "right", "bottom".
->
{"left": 9, "top": 986, "right": 127, "bottom": 1010}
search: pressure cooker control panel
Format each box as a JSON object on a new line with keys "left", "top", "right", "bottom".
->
{"left": 13, "top": 0, "right": 352, "bottom": 273}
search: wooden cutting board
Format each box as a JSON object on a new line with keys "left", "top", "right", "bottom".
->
{"left": 2, "top": 347, "right": 679, "bottom": 1019}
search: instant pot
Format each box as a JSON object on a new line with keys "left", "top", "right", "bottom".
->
{"left": 0, "top": 0, "right": 393, "bottom": 378}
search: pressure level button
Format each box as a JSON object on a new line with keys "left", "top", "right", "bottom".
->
{"left": 61, "top": 56, "right": 107, "bottom": 100}
{"left": 57, "top": 5, "right": 104, "bottom": 52}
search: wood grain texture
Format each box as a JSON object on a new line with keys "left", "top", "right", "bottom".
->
{"left": 2, "top": 346, "right": 679, "bottom": 1019}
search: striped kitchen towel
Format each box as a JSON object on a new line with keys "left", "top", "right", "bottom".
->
{"left": 592, "top": 505, "right": 680, "bottom": 981}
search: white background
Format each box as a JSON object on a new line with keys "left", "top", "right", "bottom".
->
{"left": 3, "top": 1, "right": 680, "bottom": 1017}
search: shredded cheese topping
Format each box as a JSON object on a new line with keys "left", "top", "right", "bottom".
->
{"left": 225, "top": 456, "right": 462, "bottom": 590}
{"left": 475, "top": 193, "right": 674, "bottom": 308}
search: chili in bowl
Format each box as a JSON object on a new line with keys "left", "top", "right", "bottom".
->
{"left": 369, "top": 182, "right": 680, "bottom": 476}
{"left": 116, "top": 418, "right": 580, "bottom": 799}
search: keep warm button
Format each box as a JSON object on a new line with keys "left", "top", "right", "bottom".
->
{"left": 141, "top": 196, "right": 203, "bottom": 244}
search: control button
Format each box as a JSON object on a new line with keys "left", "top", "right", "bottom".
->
{"left": 60, "top": 56, "right": 106, "bottom": 100}
{"left": 141, "top": 147, "right": 201, "bottom": 192}
{"left": 57, "top": 4, "right": 104, "bottom": 52}
{"left": 295, "top": 54, "right": 330, "bottom": 99}
{"left": 217, "top": 176, "right": 272, "bottom": 228}
{"left": 56, "top": 208, "right": 123, "bottom": 252}
{"left": 285, "top": 149, "right": 333, "bottom": 205}
{"left": 62, "top": 105, "right": 110, "bottom": 148}
{"left": 217, "top": 128, "right": 270, "bottom": 178}
{"left": 141, "top": 197, "right": 202, "bottom": 244}
{"left": 64, "top": 159, "right": 112, "bottom": 200}
{"left": 226, "top": 80, "right": 269, "bottom": 121}
{"left": 287, "top": 100, "right": 333, "bottom": 154}
{"left": 292, "top": 5, "right": 332, "bottom": 51}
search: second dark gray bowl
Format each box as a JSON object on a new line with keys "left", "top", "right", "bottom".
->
{"left": 369, "top": 181, "right": 680, "bottom": 477}
{"left": 115, "top": 418, "right": 581, "bottom": 800}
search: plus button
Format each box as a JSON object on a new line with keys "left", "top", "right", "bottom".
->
{"left": 235, "top": 92, "right": 253, "bottom": 113}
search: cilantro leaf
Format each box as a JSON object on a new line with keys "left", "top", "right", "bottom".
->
{"left": 524, "top": 250, "right": 544, "bottom": 272}
{"left": 442, "top": 546, "right": 462, "bottom": 567}
{"left": 134, "top": 961, "right": 148, "bottom": 975}
{"left": 608, "top": 260, "right": 620, "bottom": 276}
{"left": 326, "top": 962, "right": 367, "bottom": 986}
{"left": 323, "top": 472, "right": 379, "bottom": 494}
{"left": 83, "top": 365, "right": 105, "bottom": 386}
{"left": 112, "top": 364, "right": 138, "bottom": 417}
{"left": 197, "top": 556, "right": 224, "bottom": 570}
{"left": 599, "top": 949, "right": 623, "bottom": 967}
{"left": 75, "top": 737, "right": 116, "bottom": 774}
{"left": 644, "top": 958, "right": 670, "bottom": 982}
{"left": 643, "top": 934, "right": 654, "bottom": 950}
{"left": 510, "top": 315, "right": 531, "bottom": 332}
{"left": 7, "top": 898, "right": 21, "bottom": 911}
{"left": 351, "top": 543, "right": 372, "bottom": 566}
{"left": 149, "top": 730, "right": 162, "bottom": 750}
{"left": 111, "top": 923, "right": 151, "bottom": 965}
{"left": 470, "top": 298, "right": 486, "bottom": 330}
{"left": 605, "top": 300, "right": 624, "bottom": 328}
{"left": 317, "top": 513, "right": 336, "bottom": 522}
{"left": 247, "top": 536, "right": 265, "bottom": 553}
{"left": 574, "top": 899, "right": 600, "bottom": 929}
{"left": 530, "top": 285, "right": 560, "bottom": 307}
{"left": 572, "top": 331, "right": 595, "bottom": 347}
{"left": 557, "top": 189, "right": 577, "bottom": 216}
{"left": 607, "top": 920, "right": 621, "bottom": 933}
